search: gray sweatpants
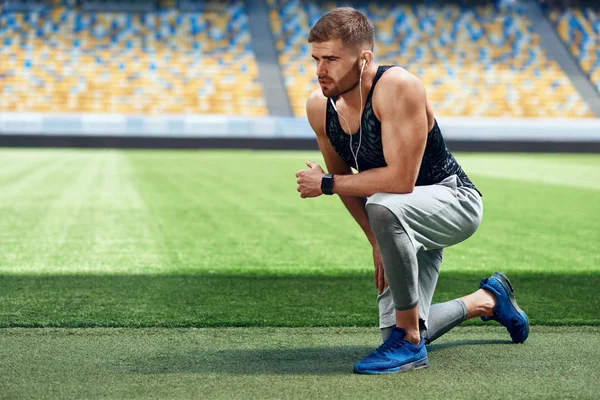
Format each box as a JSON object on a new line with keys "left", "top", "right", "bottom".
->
{"left": 366, "top": 175, "right": 483, "bottom": 331}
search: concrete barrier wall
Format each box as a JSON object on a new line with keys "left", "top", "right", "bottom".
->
{"left": 1, "top": 112, "right": 599, "bottom": 141}
{"left": 1, "top": 113, "right": 599, "bottom": 152}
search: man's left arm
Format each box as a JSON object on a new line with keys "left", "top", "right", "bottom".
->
{"left": 331, "top": 71, "right": 429, "bottom": 197}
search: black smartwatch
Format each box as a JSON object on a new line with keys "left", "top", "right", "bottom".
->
{"left": 321, "top": 174, "right": 334, "bottom": 195}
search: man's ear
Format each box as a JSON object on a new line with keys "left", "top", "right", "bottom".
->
{"left": 361, "top": 50, "right": 373, "bottom": 68}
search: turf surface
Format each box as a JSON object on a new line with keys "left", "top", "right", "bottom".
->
{"left": 0, "top": 150, "right": 598, "bottom": 327}
{"left": 1, "top": 272, "right": 598, "bottom": 327}
{"left": 1, "top": 150, "right": 599, "bottom": 399}
{"left": 1, "top": 326, "right": 599, "bottom": 399}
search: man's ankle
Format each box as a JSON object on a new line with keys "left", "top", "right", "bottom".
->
{"left": 408, "top": 336, "right": 421, "bottom": 346}
{"left": 401, "top": 330, "right": 421, "bottom": 346}
{"left": 479, "top": 288, "right": 496, "bottom": 315}
{"left": 462, "top": 289, "right": 497, "bottom": 319}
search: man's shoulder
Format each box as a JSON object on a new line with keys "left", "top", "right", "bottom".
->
{"left": 306, "top": 89, "right": 328, "bottom": 136}
{"left": 376, "top": 66, "right": 424, "bottom": 96}
{"left": 307, "top": 89, "right": 328, "bottom": 109}
{"left": 373, "top": 66, "right": 427, "bottom": 117}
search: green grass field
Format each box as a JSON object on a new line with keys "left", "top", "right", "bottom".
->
{"left": 1, "top": 149, "right": 599, "bottom": 399}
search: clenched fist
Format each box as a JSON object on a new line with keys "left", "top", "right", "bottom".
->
{"left": 296, "top": 160, "right": 326, "bottom": 198}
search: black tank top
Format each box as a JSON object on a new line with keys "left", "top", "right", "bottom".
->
{"left": 325, "top": 65, "right": 480, "bottom": 195}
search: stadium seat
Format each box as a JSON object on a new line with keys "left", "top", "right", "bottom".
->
{"left": 0, "top": 0, "right": 267, "bottom": 116}
{"left": 266, "top": 0, "right": 594, "bottom": 118}
{"left": 548, "top": 6, "right": 600, "bottom": 95}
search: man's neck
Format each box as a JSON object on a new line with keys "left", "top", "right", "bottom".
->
{"left": 337, "top": 64, "right": 379, "bottom": 112}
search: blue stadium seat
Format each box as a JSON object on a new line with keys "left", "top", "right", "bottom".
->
{"left": 0, "top": 0, "right": 267, "bottom": 115}
{"left": 266, "top": 0, "right": 593, "bottom": 118}
{"left": 549, "top": 6, "right": 600, "bottom": 94}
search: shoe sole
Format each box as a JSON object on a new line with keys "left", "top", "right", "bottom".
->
{"left": 353, "top": 357, "right": 430, "bottom": 375}
{"left": 491, "top": 272, "right": 530, "bottom": 344}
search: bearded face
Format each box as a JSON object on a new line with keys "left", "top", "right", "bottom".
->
{"left": 312, "top": 40, "right": 363, "bottom": 98}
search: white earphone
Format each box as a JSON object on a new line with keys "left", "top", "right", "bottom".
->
{"left": 329, "top": 58, "right": 367, "bottom": 172}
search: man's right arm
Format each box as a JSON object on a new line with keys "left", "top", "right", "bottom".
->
{"left": 306, "top": 90, "right": 386, "bottom": 292}
{"left": 305, "top": 90, "right": 377, "bottom": 247}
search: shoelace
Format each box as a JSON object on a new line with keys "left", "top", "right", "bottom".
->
{"left": 375, "top": 336, "right": 408, "bottom": 355}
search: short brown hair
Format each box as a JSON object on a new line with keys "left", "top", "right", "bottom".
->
{"left": 308, "top": 7, "right": 374, "bottom": 51}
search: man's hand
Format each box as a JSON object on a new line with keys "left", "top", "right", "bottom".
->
{"left": 373, "top": 246, "right": 388, "bottom": 294}
{"left": 296, "top": 160, "right": 326, "bottom": 198}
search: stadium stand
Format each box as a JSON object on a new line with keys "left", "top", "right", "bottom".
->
{"left": 546, "top": 5, "right": 600, "bottom": 94}
{"left": 0, "top": 0, "right": 268, "bottom": 115}
{"left": 267, "top": 0, "right": 594, "bottom": 118}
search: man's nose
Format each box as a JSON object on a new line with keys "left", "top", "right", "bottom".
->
{"left": 316, "top": 62, "right": 326, "bottom": 77}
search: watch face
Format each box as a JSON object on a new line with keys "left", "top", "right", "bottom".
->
{"left": 321, "top": 174, "right": 334, "bottom": 194}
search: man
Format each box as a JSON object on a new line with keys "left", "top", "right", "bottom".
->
{"left": 295, "top": 7, "right": 529, "bottom": 374}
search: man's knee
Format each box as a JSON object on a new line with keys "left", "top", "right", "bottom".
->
{"left": 366, "top": 204, "right": 399, "bottom": 234}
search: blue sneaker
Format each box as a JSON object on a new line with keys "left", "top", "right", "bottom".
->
{"left": 480, "top": 272, "right": 529, "bottom": 344}
{"left": 353, "top": 327, "right": 430, "bottom": 374}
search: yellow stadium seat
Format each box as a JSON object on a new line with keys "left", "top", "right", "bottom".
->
{"left": 550, "top": 6, "right": 600, "bottom": 96}
{"left": 0, "top": 5, "right": 267, "bottom": 116}
{"left": 267, "top": 2, "right": 593, "bottom": 118}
